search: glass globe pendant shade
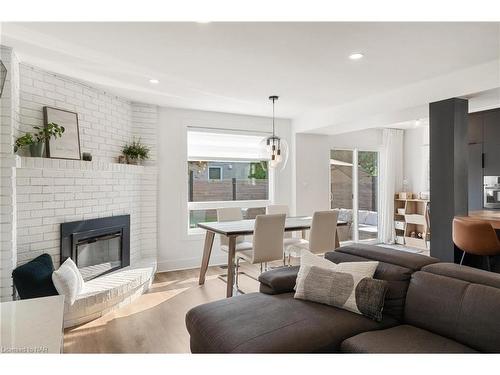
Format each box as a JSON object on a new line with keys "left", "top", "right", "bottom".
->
{"left": 260, "top": 95, "right": 288, "bottom": 172}
{"left": 259, "top": 135, "right": 288, "bottom": 172}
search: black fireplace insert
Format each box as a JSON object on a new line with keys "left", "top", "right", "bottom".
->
{"left": 60, "top": 215, "right": 130, "bottom": 280}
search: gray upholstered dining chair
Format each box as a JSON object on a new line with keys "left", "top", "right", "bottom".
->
{"left": 266, "top": 204, "right": 302, "bottom": 265}
{"left": 235, "top": 213, "right": 286, "bottom": 289}
{"left": 284, "top": 210, "right": 339, "bottom": 265}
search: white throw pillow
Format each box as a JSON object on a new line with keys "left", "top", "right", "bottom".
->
{"left": 64, "top": 257, "right": 85, "bottom": 291}
{"left": 52, "top": 258, "right": 84, "bottom": 305}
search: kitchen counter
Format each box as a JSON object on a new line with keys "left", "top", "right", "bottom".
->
{"left": 468, "top": 210, "right": 500, "bottom": 230}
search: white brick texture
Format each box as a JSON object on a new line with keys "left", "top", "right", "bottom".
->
{"left": 15, "top": 157, "right": 158, "bottom": 268}
{"left": 17, "top": 64, "right": 158, "bottom": 164}
{"left": 0, "top": 49, "right": 159, "bottom": 300}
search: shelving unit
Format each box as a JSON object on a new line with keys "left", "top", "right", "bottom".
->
{"left": 394, "top": 195, "right": 430, "bottom": 249}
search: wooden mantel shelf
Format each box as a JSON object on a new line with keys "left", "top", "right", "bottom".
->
{"left": 15, "top": 156, "right": 157, "bottom": 174}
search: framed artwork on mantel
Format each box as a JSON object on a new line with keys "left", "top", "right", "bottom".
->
{"left": 43, "top": 106, "right": 81, "bottom": 160}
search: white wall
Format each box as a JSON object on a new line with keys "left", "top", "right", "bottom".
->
{"left": 294, "top": 134, "right": 330, "bottom": 216}
{"left": 294, "top": 128, "right": 384, "bottom": 216}
{"left": 403, "top": 126, "right": 430, "bottom": 194}
{"left": 327, "top": 128, "right": 384, "bottom": 150}
{"left": 0, "top": 46, "right": 19, "bottom": 301}
{"left": 157, "top": 107, "right": 292, "bottom": 271}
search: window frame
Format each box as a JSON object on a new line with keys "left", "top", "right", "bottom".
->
{"left": 329, "top": 147, "right": 380, "bottom": 244}
{"left": 187, "top": 151, "right": 274, "bottom": 236}
{"left": 207, "top": 166, "right": 223, "bottom": 180}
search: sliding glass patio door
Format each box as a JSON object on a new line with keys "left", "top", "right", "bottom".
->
{"left": 330, "top": 149, "right": 379, "bottom": 244}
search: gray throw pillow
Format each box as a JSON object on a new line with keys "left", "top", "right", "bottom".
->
{"left": 294, "top": 265, "right": 388, "bottom": 322}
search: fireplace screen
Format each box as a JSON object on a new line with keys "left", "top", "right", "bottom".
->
{"left": 61, "top": 215, "right": 130, "bottom": 281}
{"left": 76, "top": 231, "right": 122, "bottom": 280}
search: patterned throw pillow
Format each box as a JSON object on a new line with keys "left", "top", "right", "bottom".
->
{"left": 295, "top": 264, "right": 388, "bottom": 322}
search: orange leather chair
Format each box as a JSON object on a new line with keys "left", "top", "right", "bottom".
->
{"left": 452, "top": 217, "right": 500, "bottom": 271}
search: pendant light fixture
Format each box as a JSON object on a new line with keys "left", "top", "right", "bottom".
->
{"left": 261, "top": 95, "right": 288, "bottom": 171}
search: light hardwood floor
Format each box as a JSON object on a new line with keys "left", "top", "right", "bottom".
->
{"left": 63, "top": 261, "right": 289, "bottom": 353}
{"left": 63, "top": 246, "right": 427, "bottom": 353}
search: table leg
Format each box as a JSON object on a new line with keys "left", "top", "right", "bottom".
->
{"left": 198, "top": 231, "right": 215, "bottom": 285}
{"left": 226, "top": 236, "right": 237, "bottom": 298}
{"left": 335, "top": 229, "right": 340, "bottom": 249}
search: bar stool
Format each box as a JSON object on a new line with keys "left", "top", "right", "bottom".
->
{"left": 452, "top": 217, "right": 500, "bottom": 271}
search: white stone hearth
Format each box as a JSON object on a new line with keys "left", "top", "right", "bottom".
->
{"left": 64, "top": 258, "right": 157, "bottom": 328}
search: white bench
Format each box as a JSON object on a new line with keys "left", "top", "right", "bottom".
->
{"left": 63, "top": 258, "right": 156, "bottom": 328}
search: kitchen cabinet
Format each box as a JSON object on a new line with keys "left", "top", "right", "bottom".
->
{"left": 468, "top": 108, "right": 500, "bottom": 211}
{"left": 484, "top": 142, "right": 500, "bottom": 176}
{"left": 468, "top": 143, "right": 484, "bottom": 210}
{"left": 483, "top": 109, "right": 500, "bottom": 176}
{"left": 468, "top": 111, "right": 483, "bottom": 144}
{"left": 483, "top": 109, "right": 500, "bottom": 144}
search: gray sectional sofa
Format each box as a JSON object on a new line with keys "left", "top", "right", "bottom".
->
{"left": 185, "top": 244, "right": 500, "bottom": 353}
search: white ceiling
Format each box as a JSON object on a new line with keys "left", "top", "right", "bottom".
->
{"left": 1, "top": 22, "right": 499, "bottom": 121}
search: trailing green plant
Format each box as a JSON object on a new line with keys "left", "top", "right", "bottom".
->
{"left": 14, "top": 123, "right": 65, "bottom": 153}
{"left": 14, "top": 133, "right": 35, "bottom": 152}
{"left": 122, "top": 138, "right": 150, "bottom": 160}
{"left": 33, "top": 123, "right": 65, "bottom": 143}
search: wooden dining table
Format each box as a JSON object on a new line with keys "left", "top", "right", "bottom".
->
{"left": 197, "top": 216, "right": 347, "bottom": 297}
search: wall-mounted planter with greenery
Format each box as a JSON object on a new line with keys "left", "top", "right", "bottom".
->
{"left": 14, "top": 123, "right": 65, "bottom": 157}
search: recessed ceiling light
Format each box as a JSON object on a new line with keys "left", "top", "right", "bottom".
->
{"left": 349, "top": 53, "right": 364, "bottom": 60}
{"left": 149, "top": 79, "right": 159, "bottom": 84}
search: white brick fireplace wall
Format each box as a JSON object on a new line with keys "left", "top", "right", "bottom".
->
{"left": 15, "top": 157, "right": 157, "bottom": 266}
{"left": 0, "top": 45, "right": 158, "bottom": 301}
{"left": 18, "top": 64, "right": 142, "bottom": 163}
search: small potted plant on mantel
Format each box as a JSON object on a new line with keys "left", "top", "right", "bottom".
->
{"left": 14, "top": 123, "right": 65, "bottom": 157}
{"left": 121, "top": 138, "right": 150, "bottom": 165}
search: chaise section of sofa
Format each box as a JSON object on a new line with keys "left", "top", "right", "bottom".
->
{"left": 186, "top": 292, "right": 397, "bottom": 353}
{"left": 186, "top": 244, "right": 438, "bottom": 353}
{"left": 340, "top": 263, "right": 500, "bottom": 353}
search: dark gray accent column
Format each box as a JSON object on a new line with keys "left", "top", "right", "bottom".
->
{"left": 430, "top": 98, "right": 468, "bottom": 262}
